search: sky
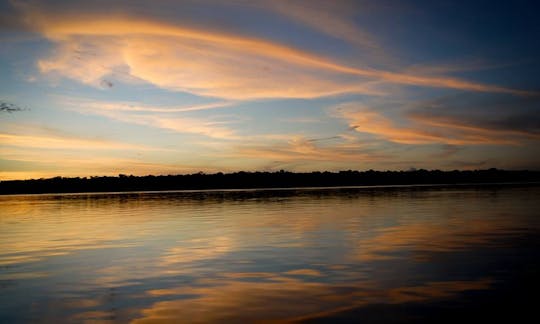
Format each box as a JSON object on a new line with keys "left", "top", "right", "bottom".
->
{"left": 0, "top": 0, "right": 539, "bottom": 180}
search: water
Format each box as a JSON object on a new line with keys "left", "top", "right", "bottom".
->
{"left": 1, "top": 185, "right": 539, "bottom": 323}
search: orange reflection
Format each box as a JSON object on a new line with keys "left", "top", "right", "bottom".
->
{"left": 133, "top": 276, "right": 493, "bottom": 323}
{"left": 353, "top": 218, "right": 520, "bottom": 262}
{"left": 1, "top": 188, "right": 537, "bottom": 323}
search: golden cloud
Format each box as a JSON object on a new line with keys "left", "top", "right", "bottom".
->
{"left": 333, "top": 103, "right": 533, "bottom": 145}
{"left": 17, "top": 8, "right": 532, "bottom": 99}
{"left": 0, "top": 133, "right": 159, "bottom": 151}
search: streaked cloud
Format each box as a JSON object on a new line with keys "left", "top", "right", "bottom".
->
{"left": 13, "top": 3, "right": 531, "bottom": 99}
{"left": 29, "top": 16, "right": 384, "bottom": 99}
{"left": 66, "top": 98, "right": 235, "bottom": 113}
{"left": 235, "top": 135, "right": 389, "bottom": 164}
{"left": 261, "top": 0, "right": 380, "bottom": 50}
{"left": 0, "top": 132, "right": 160, "bottom": 151}
{"left": 0, "top": 125, "right": 212, "bottom": 179}
{"left": 407, "top": 95, "right": 540, "bottom": 139}
{"left": 67, "top": 99, "right": 239, "bottom": 140}
{"left": 332, "top": 102, "right": 539, "bottom": 145}
{"left": 408, "top": 113, "right": 540, "bottom": 141}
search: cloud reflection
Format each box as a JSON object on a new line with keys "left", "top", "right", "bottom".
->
{"left": 134, "top": 276, "right": 493, "bottom": 323}
{"left": 1, "top": 188, "right": 538, "bottom": 323}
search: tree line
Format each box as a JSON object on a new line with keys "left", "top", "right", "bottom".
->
{"left": 1, "top": 169, "right": 539, "bottom": 194}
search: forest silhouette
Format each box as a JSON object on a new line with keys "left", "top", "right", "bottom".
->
{"left": 1, "top": 169, "right": 539, "bottom": 194}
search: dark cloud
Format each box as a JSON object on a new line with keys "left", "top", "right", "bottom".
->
{"left": 307, "top": 136, "right": 341, "bottom": 143}
{"left": 447, "top": 160, "right": 488, "bottom": 169}
{"left": 0, "top": 101, "right": 26, "bottom": 113}
{"left": 0, "top": 1, "right": 27, "bottom": 30}
{"left": 430, "top": 145, "right": 461, "bottom": 159}
{"left": 100, "top": 79, "right": 114, "bottom": 88}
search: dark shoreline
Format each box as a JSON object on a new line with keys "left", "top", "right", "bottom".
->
{"left": 1, "top": 169, "right": 539, "bottom": 195}
{"left": 2, "top": 182, "right": 539, "bottom": 198}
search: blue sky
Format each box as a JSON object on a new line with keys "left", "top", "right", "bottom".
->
{"left": 1, "top": 0, "right": 539, "bottom": 179}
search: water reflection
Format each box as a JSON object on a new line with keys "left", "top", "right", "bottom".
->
{"left": 0, "top": 186, "right": 539, "bottom": 323}
{"left": 134, "top": 277, "right": 494, "bottom": 323}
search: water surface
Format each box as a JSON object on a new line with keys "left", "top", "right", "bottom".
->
{"left": 1, "top": 185, "right": 539, "bottom": 323}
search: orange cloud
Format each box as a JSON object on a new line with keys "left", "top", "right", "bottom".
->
{"left": 0, "top": 157, "right": 207, "bottom": 180}
{"left": 409, "top": 113, "right": 540, "bottom": 141}
{"left": 0, "top": 129, "right": 189, "bottom": 179}
{"left": 29, "top": 15, "right": 383, "bottom": 99}
{"left": 333, "top": 103, "right": 532, "bottom": 145}
{"left": 17, "top": 7, "right": 531, "bottom": 99}
{"left": 0, "top": 132, "right": 159, "bottom": 151}
{"left": 0, "top": 143, "right": 220, "bottom": 180}
{"left": 235, "top": 135, "right": 389, "bottom": 163}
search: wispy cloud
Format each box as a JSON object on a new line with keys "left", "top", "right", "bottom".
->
{"left": 332, "top": 102, "right": 539, "bottom": 146}
{"left": 406, "top": 95, "right": 540, "bottom": 135}
{"left": 0, "top": 132, "right": 160, "bottom": 151}
{"left": 13, "top": 3, "right": 532, "bottom": 100}
{"left": 67, "top": 99, "right": 239, "bottom": 140}
{"left": 408, "top": 113, "right": 540, "bottom": 141}
{"left": 261, "top": 0, "right": 380, "bottom": 50}
{"left": 235, "top": 135, "right": 389, "bottom": 164}
{"left": 61, "top": 96, "right": 235, "bottom": 113}
{"left": 0, "top": 101, "right": 26, "bottom": 113}
{"left": 0, "top": 122, "right": 182, "bottom": 180}
{"left": 29, "top": 15, "right": 385, "bottom": 99}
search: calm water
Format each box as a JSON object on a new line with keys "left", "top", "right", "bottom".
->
{"left": 1, "top": 185, "right": 539, "bottom": 323}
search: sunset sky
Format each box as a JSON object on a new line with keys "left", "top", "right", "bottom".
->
{"left": 1, "top": 0, "right": 539, "bottom": 180}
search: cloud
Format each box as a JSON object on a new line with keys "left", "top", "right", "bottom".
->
{"left": 0, "top": 152, "right": 211, "bottom": 180}
{"left": 234, "top": 135, "right": 389, "bottom": 164}
{"left": 261, "top": 0, "right": 380, "bottom": 50}
{"left": 68, "top": 99, "right": 239, "bottom": 140}
{"left": 408, "top": 113, "right": 540, "bottom": 141}
{"left": 99, "top": 79, "right": 113, "bottom": 88}
{"left": 402, "top": 58, "right": 518, "bottom": 76}
{"left": 445, "top": 160, "right": 488, "bottom": 169}
{"left": 67, "top": 98, "right": 236, "bottom": 113}
{"left": 28, "top": 14, "right": 383, "bottom": 99}
{"left": 405, "top": 94, "right": 540, "bottom": 142}
{"left": 12, "top": 3, "right": 532, "bottom": 100}
{"left": 333, "top": 102, "right": 539, "bottom": 146}
{"left": 429, "top": 144, "right": 461, "bottom": 159}
{"left": 408, "top": 102, "right": 540, "bottom": 138}
{"left": 0, "top": 132, "right": 160, "bottom": 151}
{"left": 0, "top": 126, "right": 191, "bottom": 180}
{"left": 0, "top": 101, "right": 25, "bottom": 113}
